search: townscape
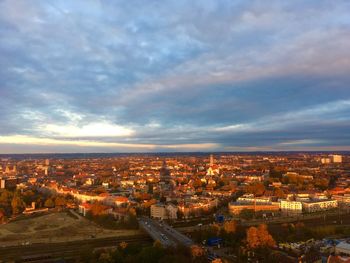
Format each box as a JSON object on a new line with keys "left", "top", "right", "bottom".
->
{"left": 1, "top": 1, "right": 350, "bottom": 262}
{"left": 1, "top": 153, "right": 350, "bottom": 262}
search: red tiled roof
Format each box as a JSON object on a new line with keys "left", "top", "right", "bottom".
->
{"left": 80, "top": 203, "right": 92, "bottom": 209}
{"left": 115, "top": 196, "right": 129, "bottom": 203}
{"left": 328, "top": 255, "right": 350, "bottom": 263}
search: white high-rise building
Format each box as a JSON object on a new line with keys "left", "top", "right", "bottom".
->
{"left": 332, "top": 155, "right": 342, "bottom": 163}
{"left": 321, "top": 158, "right": 331, "bottom": 164}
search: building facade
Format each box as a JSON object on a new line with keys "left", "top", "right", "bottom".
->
{"left": 150, "top": 203, "right": 178, "bottom": 220}
{"left": 280, "top": 200, "right": 303, "bottom": 214}
{"left": 302, "top": 200, "right": 338, "bottom": 213}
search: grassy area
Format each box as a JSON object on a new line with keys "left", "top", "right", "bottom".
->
{"left": 0, "top": 212, "right": 142, "bottom": 246}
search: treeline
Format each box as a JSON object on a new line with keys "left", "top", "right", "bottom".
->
{"left": 81, "top": 241, "right": 208, "bottom": 263}
{"left": 192, "top": 221, "right": 277, "bottom": 262}
{"left": 85, "top": 203, "right": 139, "bottom": 230}
{"left": 273, "top": 222, "right": 350, "bottom": 242}
{"left": 0, "top": 188, "right": 74, "bottom": 222}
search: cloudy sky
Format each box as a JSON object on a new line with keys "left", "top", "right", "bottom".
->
{"left": 0, "top": 0, "right": 350, "bottom": 153}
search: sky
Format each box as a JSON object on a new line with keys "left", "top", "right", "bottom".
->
{"left": 0, "top": 0, "right": 350, "bottom": 153}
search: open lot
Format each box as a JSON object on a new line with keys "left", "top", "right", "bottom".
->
{"left": 0, "top": 211, "right": 141, "bottom": 246}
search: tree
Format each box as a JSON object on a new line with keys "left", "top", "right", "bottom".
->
{"left": 54, "top": 196, "right": 66, "bottom": 207}
{"left": 246, "top": 226, "right": 260, "bottom": 249}
{"left": 11, "top": 195, "right": 25, "bottom": 215}
{"left": 138, "top": 246, "right": 164, "bottom": 263}
{"left": 223, "top": 220, "right": 237, "bottom": 234}
{"left": 21, "top": 190, "right": 36, "bottom": 204}
{"left": 90, "top": 203, "right": 108, "bottom": 216}
{"left": 44, "top": 198, "right": 55, "bottom": 208}
{"left": 257, "top": 224, "right": 276, "bottom": 248}
{"left": 0, "top": 208, "right": 6, "bottom": 223}
{"left": 269, "top": 167, "right": 283, "bottom": 179}
{"left": 119, "top": 241, "right": 128, "bottom": 250}
{"left": 191, "top": 245, "right": 205, "bottom": 258}
{"left": 246, "top": 224, "right": 275, "bottom": 250}
{"left": 153, "top": 240, "right": 163, "bottom": 249}
{"left": 274, "top": 188, "right": 286, "bottom": 199}
{"left": 98, "top": 252, "right": 113, "bottom": 263}
{"left": 177, "top": 210, "right": 184, "bottom": 220}
{"left": 245, "top": 182, "right": 265, "bottom": 196}
{"left": 0, "top": 190, "right": 13, "bottom": 207}
{"left": 239, "top": 209, "right": 255, "bottom": 220}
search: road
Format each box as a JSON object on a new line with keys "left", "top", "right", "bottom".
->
{"left": 139, "top": 217, "right": 177, "bottom": 247}
{"left": 139, "top": 217, "right": 194, "bottom": 247}
{"left": 0, "top": 234, "right": 152, "bottom": 262}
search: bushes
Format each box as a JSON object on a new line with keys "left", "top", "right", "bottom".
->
{"left": 86, "top": 243, "right": 199, "bottom": 263}
{"left": 272, "top": 223, "right": 350, "bottom": 242}
{"left": 86, "top": 212, "right": 139, "bottom": 230}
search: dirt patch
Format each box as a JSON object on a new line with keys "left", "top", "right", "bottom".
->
{"left": 3, "top": 224, "right": 29, "bottom": 233}
{"left": 0, "top": 211, "right": 141, "bottom": 246}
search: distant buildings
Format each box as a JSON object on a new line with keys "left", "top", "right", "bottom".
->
{"left": 228, "top": 202, "right": 280, "bottom": 215}
{"left": 178, "top": 197, "right": 218, "bottom": 218}
{"left": 237, "top": 194, "right": 272, "bottom": 205}
{"left": 0, "top": 176, "right": 18, "bottom": 189}
{"left": 332, "top": 155, "right": 342, "bottom": 163}
{"left": 78, "top": 203, "right": 92, "bottom": 216}
{"left": 159, "top": 160, "right": 173, "bottom": 192}
{"left": 229, "top": 194, "right": 338, "bottom": 215}
{"left": 321, "top": 155, "right": 342, "bottom": 164}
{"left": 321, "top": 158, "right": 331, "bottom": 164}
{"left": 206, "top": 154, "right": 219, "bottom": 176}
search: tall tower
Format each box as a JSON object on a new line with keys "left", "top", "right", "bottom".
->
{"left": 160, "top": 160, "right": 171, "bottom": 184}
{"left": 210, "top": 154, "right": 214, "bottom": 167}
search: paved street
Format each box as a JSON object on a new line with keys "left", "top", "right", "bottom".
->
{"left": 139, "top": 217, "right": 194, "bottom": 247}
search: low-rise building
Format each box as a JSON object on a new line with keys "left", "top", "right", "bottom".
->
{"left": 335, "top": 241, "right": 350, "bottom": 256}
{"left": 280, "top": 200, "right": 303, "bottom": 214}
{"left": 302, "top": 199, "right": 338, "bottom": 213}
{"left": 332, "top": 194, "right": 350, "bottom": 205}
{"left": 228, "top": 202, "right": 280, "bottom": 215}
{"left": 150, "top": 203, "right": 178, "bottom": 220}
{"left": 78, "top": 203, "right": 92, "bottom": 216}
{"left": 237, "top": 194, "right": 272, "bottom": 205}
{"left": 0, "top": 176, "right": 18, "bottom": 189}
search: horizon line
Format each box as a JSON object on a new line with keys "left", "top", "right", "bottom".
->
{"left": 0, "top": 150, "right": 349, "bottom": 156}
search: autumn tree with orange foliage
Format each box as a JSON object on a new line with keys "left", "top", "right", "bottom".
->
{"left": 223, "top": 220, "right": 237, "bottom": 234}
{"left": 119, "top": 241, "right": 128, "bottom": 250}
{"left": 257, "top": 224, "right": 275, "bottom": 247}
{"left": 245, "top": 182, "right": 265, "bottom": 196}
{"left": 90, "top": 203, "right": 110, "bottom": 216}
{"left": 191, "top": 245, "right": 205, "bottom": 258}
{"left": 246, "top": 224, "right": 275, "bottom": 250}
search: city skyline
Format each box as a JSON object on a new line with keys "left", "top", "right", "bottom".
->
{"left": 1, "top": 0, "right": 350, "bottom": 153}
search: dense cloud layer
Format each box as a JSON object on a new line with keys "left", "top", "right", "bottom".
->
{"left": 0, "top": 0, "right": 350, "bottom": 153}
